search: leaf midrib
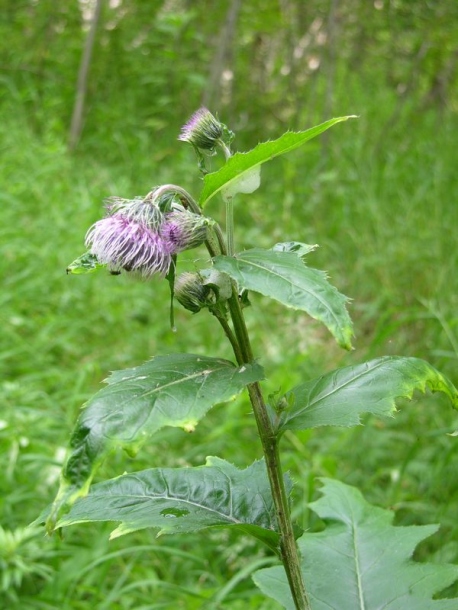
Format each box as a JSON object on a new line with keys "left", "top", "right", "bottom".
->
{"left": 235, "top": 254, "right": 344, "bottom": 330}
{"left": 352, "top": 523, "right": 366, "bottom": 610}
{"left": 69, "top": 474, "right": 246, "bottom": 526}
{"left": 285, "top": 359, "right": 395, "bottom": 422}
{"left": 100, "top": 363, "right": 234, "bottom": 407}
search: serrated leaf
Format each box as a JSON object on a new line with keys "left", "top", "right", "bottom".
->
{"left": 199, "top": 116, "right": 356, "bottom": 206}
{"left": 55, "top": 457, "right": 287, "bottom": 553}
{"left": 253, "top": 479, "right": 458, "bottom": 609}
{"left": 45, "top": 354, "right": 264, "bottom": 531}
{"left": 278, "top": 356, "right": 458, "bottom": 432}
{"left": 213, "top": 249, "right": 353, "bottom": 350}
{"left": 66, "top": 252, "right": 103, "bottom": 274}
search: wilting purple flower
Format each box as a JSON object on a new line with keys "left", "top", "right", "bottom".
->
{"left": 178, "top": 107, "right": 224, "bottom": 150}
{"left": 85, "top": 198, "right": 209, "bottom": 278}
{"left": 86, "top": 214, "right": 172, "bottom": 277}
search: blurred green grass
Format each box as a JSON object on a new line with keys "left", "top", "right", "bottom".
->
{"left": 1, "top": 99, "right": 458, "bottom": 607}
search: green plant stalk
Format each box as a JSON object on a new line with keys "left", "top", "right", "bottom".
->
{"left": 225, "top": 289, "right": 311, "bottom": 610}
{"left": 211, "top": 308, "right": 244, "bottom": 366}
{"left": 155, "top": 184, "right": 309, "bottom": 607}
{"left": 225, "top": 197, "right": 235, "bottom": 257}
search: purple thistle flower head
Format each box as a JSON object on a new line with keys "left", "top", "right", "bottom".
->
{"left": 105, "top": 196, "right": 163, "bottom": 229}
{"left": 161, "top": 211, "right": 208, "bottom": 254}
{"left": 85, "top": 198, "right": 173, "bottom": 277}
{"left": 85, "top": 197, "right": 208, "bottom": 278}
{"left": 178, "top": 107, "right": 224, "bottom": 151}
{"left": 86, "top": 215, "right": 172, "bottom": 277}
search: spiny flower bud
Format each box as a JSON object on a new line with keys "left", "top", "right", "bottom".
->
{"left": 161, "top": 211, "right": 208, "bottom": 253}
{"left": 178, "top": 107, "right": 224, "bottom": 151}
{"left": 174, "top": 272, "right": 214, "bottom": 313}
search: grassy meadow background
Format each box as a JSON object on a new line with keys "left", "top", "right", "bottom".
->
{"left": 1, "top": 1, "right": 458, "bottom": 607}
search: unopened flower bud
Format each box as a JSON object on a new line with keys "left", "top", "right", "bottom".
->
{"left": 175, "top": 272, "right": 214, "bottom": 313}
{"left": 161, "top": 211, "right": 208, "bottom": 254}
{"left": 178, "top": 107, "right": 224, "bottom": 151}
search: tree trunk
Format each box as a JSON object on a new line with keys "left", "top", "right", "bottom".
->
{"left": 68, "top": 0, "right": 103, "bottom": 151}
{"left": 202, "top": 0, "right": 241, "bottom": 112}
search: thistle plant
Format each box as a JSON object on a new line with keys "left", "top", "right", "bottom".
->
{"left": 41, "top": 109, "right": 458, "bottom": 609}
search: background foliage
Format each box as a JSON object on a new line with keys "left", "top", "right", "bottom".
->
{"left": 1, "top": 0, "right": 457, "bottom": 607}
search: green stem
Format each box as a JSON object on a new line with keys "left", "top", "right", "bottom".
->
{"left": 216, "top": 141, "right": 235, "bottom": 258}
{"left": 211, "top": 310, "right": 243, "bottom": 366}
{"left": 217, "top": 139, "right": 232, "bottom": 160}
{"left": 225, "top": 197, "right": 235, "bottom": 257}
{"left": 158, "top": 182, "right": 309, "bottom": 606}
{"left": 225, "top": 290, "right": 310, "bottom": 610}
{"left": 149, "top": 184, "right": 201, "bottom": 215}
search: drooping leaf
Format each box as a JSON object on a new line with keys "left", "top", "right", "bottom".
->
{"left": 54, "top": 457, "right": 287, "bottom": 553}
{"left": 253, "top": 478, "right": 458, "bottom": 609}
{"left": 199, "top": 116, "right": 356, "bottom": 206}
{"left": 213, "top": 248, "right": 353, "bottom": 350}
{"left": 45, "top": 354, "right": 264, "bottom": 531}
{"left": 271, "top": 242, "right": 318, "bottom": 258}
{"left": 66, "top": 252, "right": 103, "bottom": 275}
{"left": 278, "top": 356, "right": 458, "bottom": 432}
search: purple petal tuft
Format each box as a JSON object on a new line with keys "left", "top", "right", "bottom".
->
{"left": 86, "top": 214, "right": 172, "bottom": 277}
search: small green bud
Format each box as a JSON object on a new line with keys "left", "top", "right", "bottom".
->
{"left": 175, "top": 272, "right": 215, "bottom": 313}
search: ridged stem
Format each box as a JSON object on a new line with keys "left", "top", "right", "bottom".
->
{"left": 225, "top": 290, "right": 310, "bottom": 610}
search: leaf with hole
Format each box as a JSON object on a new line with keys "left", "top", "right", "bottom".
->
{"left": 45, "top": 354, "right": 264, "bottom": 531}
{"left": 54, "top": 457, "right": 287, "bottom": 553}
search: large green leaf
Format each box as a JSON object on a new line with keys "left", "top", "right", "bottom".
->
{"left": 46, "top": 354, "right": 264, "bottom": 531}
{"left": 55, "top": 457, "right": 286, "bottom": 553}
{"left": 199, "top": 116, "right": 356, "bottom": 206}
{"left": 213, "top": 248, "right": 353, "bottom": 350}
{"left": 253, "top": 478, "right": 458, "bottom": 609}
{"left": 278, "top": 356, "right": 458, "bottom": 432}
